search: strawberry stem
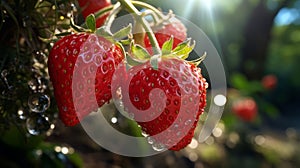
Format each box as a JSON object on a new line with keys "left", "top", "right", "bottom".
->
{"left": 117, "top": 0, "right": 161, "bottom": 56}
{"left": 131, "top": 1, "right": 164, "bottom": 20}
{"left": 94, "top": 5, "right": 114, "bottom": 21}
{"left": 103, "top": 2, "right": 122, "bottom": 34}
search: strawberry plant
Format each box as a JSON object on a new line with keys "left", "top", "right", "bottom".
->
{"left": 232, "top": 97, "right": 258, "bottom": 122}
{"left": 262, "top": 74, "right": 277, "bottom": 90}
{"left": 47, "top": 0, "right": 208, "bottom": 151}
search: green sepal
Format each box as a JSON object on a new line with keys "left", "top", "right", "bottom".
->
{"left": 113, "top": 24, "right": 132, "bottom": 40}
{"left": 119, "top": 39, "right": 132, "bottom": 45}
{"left": 95, "top": 24, "right": 132, "bottom": 43}
{"left": 173, "top": 38, "right": 191, "bottom": 52}
{"left": 95, "top": 27, "right": 114, "bottom": 42}
{"left": 161, "top": 36, "right": 174, "bottom": 55}
{"left": 171, "top": 38, "right": 195, "bottom": 60}
{"left": 187, "top": 52, "right": 207, "bottom": 66}
{"left": 70, "top": 16, "right": 88, "bottom": 32}
{"left": 126, "top": 53, "right": 147, "bottom": 67}
{"left": 150, "top": 54, "right": 160, "bottom": 70}
{"left": 131, "top": 42, "right": 151, "bottom": 60}
{"left": 86, "top": 14, "right": 96, "bottom": 32}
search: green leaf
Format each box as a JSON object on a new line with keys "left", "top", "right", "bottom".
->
{"left": 1, "top": 125, "right": 43, "bottom": 150}
{"left": 162, "top": 36, "right": 174, "bottom": 55}
{"left": 131, "top": 43, "right": 151, "bottom": 60}
{"left": 67, "top": 153, "right": 84, "bottom": 168}
{"left": 113, "top": 24, "right": 132, "bottom": 40}
{"left": 230, "top": 73, "right": 249, "bottom": 90}
{"left": 86, "top": 14, "right": 96, "bottom": 32}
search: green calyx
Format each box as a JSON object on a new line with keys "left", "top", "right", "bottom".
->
{"left": 95, "top": 24, "right": 132, "bottom": 43}
{"left": 69, "top": 9, "right": 132, "bottom": 43}
{"left": 86, "top": 14, "right": 97, "bottom": 32}
{"left": 125, "top": 36, "right": 205, "bottom": 69}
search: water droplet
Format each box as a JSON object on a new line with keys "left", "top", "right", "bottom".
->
{"left": 26, "top": 114, "right": 50, "bottom": 135}
{"left": 28, "top": 93, "right": 50, "bottom": 113}
{"left": 173, "top": 124, "right": 179, "bottom": 130}
{"left": 128, "top": 113, "right": 135, "bottom": 119}
{"left": 28, "top": 79, "right": 38, "bottom": 91}
{"left": 141, "top": 130, "right": 149, "bottom": 137}
{"left": 17, "top": 108, "right": 28, "bottom": 120}
{"left": 152, "top": 143, "right": 166, "bottom": 151}
{"left": 185, "top": 119, "right": 192, "bottom": 126}
{"left": 147, "top": 136, "right": 155, "bottom": 144}
{"left": 1, "top": 69, "right": 8, "bottom": 77}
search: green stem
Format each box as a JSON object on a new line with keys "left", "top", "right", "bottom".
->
{"left": 94, "top": 5, "right": 114, "bottom": 20}
{"left": 131, "top": 1, "right": 164, "bottom": 19}
{"left": 117, "top": 0, "right": 161, "bottom": 56}
{"left": 103, "top": 2, "right": 122, "bottom": 34}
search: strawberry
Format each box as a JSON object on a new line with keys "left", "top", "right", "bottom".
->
{"left": 78, "top": 0, "right": 111, "bottom": 27}
{"left": 144, "top": 17, "right": 187, "bottom": 54}
{"left": 48, "top": 33, "right": 124, "bottom": 126}
{"left": 262, "top": 74, "right": 277, "bottom": 90}
{"left": 232, "top": 98, "right": 258, "bottom": 122}
{"left": 113, "top": 57, "right": 207, "bottom": 151}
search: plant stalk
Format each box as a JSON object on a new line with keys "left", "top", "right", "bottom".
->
{"left": 117, "top": 0, "right": 161, "bottom": 56}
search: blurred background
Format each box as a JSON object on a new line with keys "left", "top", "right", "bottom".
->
{"left": 0, "top": 0, "right": 300, "bottom": 167}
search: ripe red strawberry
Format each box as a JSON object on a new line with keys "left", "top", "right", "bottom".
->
{"left": 114, "top": 58, "right": 207, "bottom": 151}
{"left": 48, "top": 33, "right": 124, "bottom": 126}
{"left": 262, "top": 74, "right": 277, "bottom": 90}
{"left": 144, "top": 18, "right": 187, "bottom": 54}
{"left": 78, "top": 0, "right": 111, "bottom": 27}
{"left": 232, "top": 98, "right": 258, "bottom": 122}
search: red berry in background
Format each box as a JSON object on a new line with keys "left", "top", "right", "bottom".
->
{"left": 232, "top": 98, "right": 258, "bottom": 122}
{"left": 144, "top": 18, "right": 187, "bottom": 54}
{"left": 48, "top": 33, "right": 124, "bottom": 126}
{"left": 78, "top": 0, "right": 111, "bottom": 27}
{"left": 262, "top": 74, "right": 277, "bottom": 90}
{"left": 114, "top": 58, "right": 207, "bottom": 151}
